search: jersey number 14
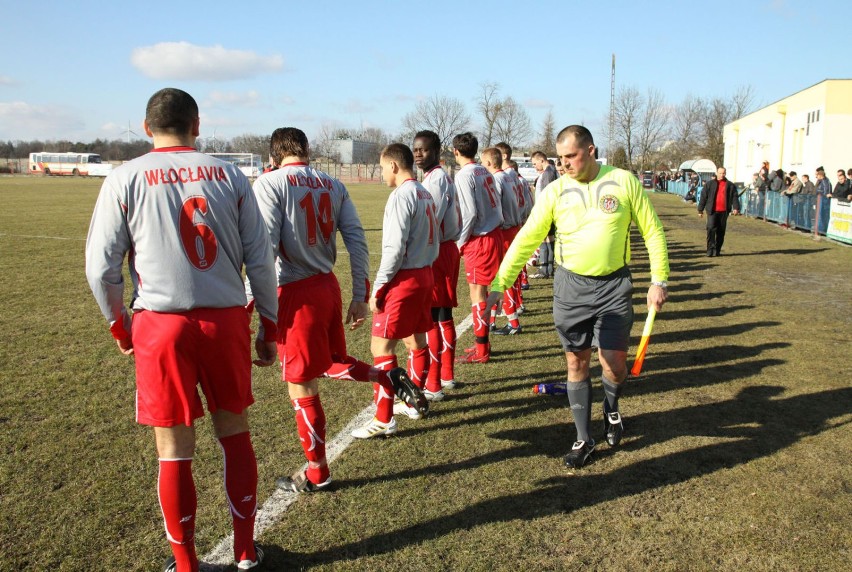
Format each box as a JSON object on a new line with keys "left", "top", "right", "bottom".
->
{"left": 299, "top": 192, "right": 334, "bottom": 246}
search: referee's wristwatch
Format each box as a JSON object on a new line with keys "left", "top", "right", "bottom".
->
{"left": 651, "top": 281, "right": 668, "bottom": 289}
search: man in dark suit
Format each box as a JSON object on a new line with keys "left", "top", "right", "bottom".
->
{"left": 698, "top": 167, "right": 740, "bottom": 256}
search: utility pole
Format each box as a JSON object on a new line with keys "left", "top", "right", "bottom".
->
{"left": 609, "top": 53, "right": 616, "bottom": 158}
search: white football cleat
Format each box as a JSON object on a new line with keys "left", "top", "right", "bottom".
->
{"left": 351, "top": 416, "right": 397, "bottom": 439}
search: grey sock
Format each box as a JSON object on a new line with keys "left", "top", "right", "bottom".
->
{"left": 567, "top": 378, "right": 592, "bottom": 443}
{"left": 602, "top": 375, "right": 624, "bottom": 412}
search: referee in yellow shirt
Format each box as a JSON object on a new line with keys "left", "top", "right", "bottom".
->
{"left": 486, "top": 125, "right": 669, "bottom": 468}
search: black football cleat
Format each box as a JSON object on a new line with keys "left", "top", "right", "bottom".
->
{"left": 389, "top": 367, "right": 429, "bottom": 416}
{"left": 564, "top": 439, "right": 595, "bottom": 469}
{"left": 603, "top": 401, "right": 624, "bottom": 447}
{"left": 492, "top": 324, "right": 522, "bottom": 336}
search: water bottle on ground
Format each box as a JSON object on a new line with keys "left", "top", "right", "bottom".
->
{"left": 532, "top": 382, "right": 567, "bottom": 395}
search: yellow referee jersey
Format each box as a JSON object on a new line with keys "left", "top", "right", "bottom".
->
{"left": 492, "top": 165, "right": 669, "bottom": 292}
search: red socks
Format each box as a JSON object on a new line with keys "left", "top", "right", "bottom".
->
{"left": 426, "top": 322, "right": 442, "bottom": 392}
{"left": 291, "top": 395, "right": 329, "bottom": 485}
{"left": 325, "top": 356, "right": 373, "bottom": 382}
{"left": 373, "top": 355, "right": 397, "bottom": 422}
{"left": 158, "top": 458, "right": 198, "bottom": 571}
{"left": 472, "top": 301, "right": 490, "bottom": 356}
{"left": 218, "top": 432, "right": 258, "bottom": 564}
{"left": 407, "top": 346, "right": 430, "bottom": 390}
{"left": 439, "top": 319, "right": 456, "bottom": 382}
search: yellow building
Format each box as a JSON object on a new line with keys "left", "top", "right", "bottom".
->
{"left": 724, "top": 79, "right": 852, "bottom": 183}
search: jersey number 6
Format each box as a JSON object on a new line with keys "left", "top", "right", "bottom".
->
{"left": 179, "top": 196, "right": 219, "bottom": 271}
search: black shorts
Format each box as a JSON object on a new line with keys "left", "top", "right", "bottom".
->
{"left": 552, "top": 266, "right": 633, "bottom": 352}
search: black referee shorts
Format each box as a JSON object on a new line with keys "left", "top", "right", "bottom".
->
{"left": 552, "top": 265, "right": 633, "bottom": 352}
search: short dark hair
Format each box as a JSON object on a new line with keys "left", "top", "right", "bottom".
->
{"left": 494, "top": 142, "right": 512, "bottom": 158}
{"left": 816, "top": 166, "right": 825, "bottom": 173}
{"left": 789, "top": 171, "right": 797, "bottom": 176}
{"left": 530, "top": 150, "right": 547, "bottom": 161}
{"left": 414, "top": 130, "right": 440, "bottom": 154}
{"left": 381, "top": 143, "right": 414, "bottom": 170}
{"left": 452, "top": 132, "right": 478, "bottom": 159}
{"left": 480, "top": 147, "right": 502, "bottom": 168}
{"left": 269, "top": 127, "right": 308, "bottom": 163}
{"left": 556, "top": 124, "right": 595, "bottom": 148}
{"left": 145, "top": 88, "right": 198, "bottom": 135}
{"left": 506, "top": 159, "right": 518, "bottom": 169}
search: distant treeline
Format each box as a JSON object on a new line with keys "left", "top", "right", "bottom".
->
{"left": 1, "top": 139, "right": 153, "bottom": 162}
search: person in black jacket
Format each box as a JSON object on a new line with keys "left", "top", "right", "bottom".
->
{"left": 698, "top": 167, "right": 740, "bottom": 256}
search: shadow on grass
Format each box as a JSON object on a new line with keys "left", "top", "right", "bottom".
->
{"left": 281, "top": 385, "right": 851, "bottom": 568}
{"left": 723, "top": 248, "right": 831, "bottom": 257}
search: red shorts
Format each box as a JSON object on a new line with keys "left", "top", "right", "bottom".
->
{"left": 431, "top": 240, "right": 461, "bottom": 308}
{"left": 502, "top": 225, "right": 520, "bottom": 255}
{"left": 133, "top": 307, "right": 252, "bottom": 427}
{"left": 277, "top": 273, "right": 347, "bottom": 383}
{"left": 372, "top": 267, "right": 434, "bottom": 339}
{"left": 461, "top": 229, "right": 503, "bottom": 286}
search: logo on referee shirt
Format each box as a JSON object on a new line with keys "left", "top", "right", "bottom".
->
{"left": 599, "top": 194, "right": 619, "bottom": 213}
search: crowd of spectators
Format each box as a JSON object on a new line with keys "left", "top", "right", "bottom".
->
{"left": 747, "top": 163, "right": 852, "bottom": 201}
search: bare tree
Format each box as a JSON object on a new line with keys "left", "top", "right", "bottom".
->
{"left": 669, "top": 93, "right": 705, "bottom": 166}
{"left": 402, "top": 95, "right": 471, "bottom": 153}
{"left": 731, "top": 85, "right": 756, "bottom": 121}
{"left": 357, "top": 127, "right": 392, "bottom": 163}
{"left": 636, "top": 88, "right": 670, "bottom": 171}
{"left": 311, "top": 123, "right": 341, "bottom": 162}
{"left": 493, "top": 97, "right": 533, "bottom": 149}
{"left": 611, "top": 86, "right": 643, "bottom": 170}
{"left": 536, "top": 109, "right": 557, "bottom": 156}
{"left": 231, "top": 133, "right": 270, "bottom": 158}
{"left": 477, "top": 82, "right": 502, "bottom": 147}
{"left": 699, "top": 97, "right": 732, "bottom": 167}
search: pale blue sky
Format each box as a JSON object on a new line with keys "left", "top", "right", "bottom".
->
{"left": 1, "top": 0, "right": 849, "bottom": 145}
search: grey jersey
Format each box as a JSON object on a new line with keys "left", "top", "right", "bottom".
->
{"left": 251, "top": 163, "right": 370, "bottom": 301}
{"left": 495, "top": 170, "right": 522, "bottom": 228}
{"left": 85, "top": 147, "right": 278, "bottom": 337}
{"left": 536, "top": 164, "right": 558, "bottom": 199}
{"left": 422, "top": 165, "right": 461, "bottom": 243}
{"left": 455, "top": 162, "right": 503, "bottom": 247}
{"left": 519, "top": 175, "right": 534, "bottom": 221}
{"left": 372, "top": 179, "right": 439, "bottom": 296}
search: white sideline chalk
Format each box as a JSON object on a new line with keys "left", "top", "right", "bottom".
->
{"left": 202, "top": 313, "right": 474, "bottom": 567}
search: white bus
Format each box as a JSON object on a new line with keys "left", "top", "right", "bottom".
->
{"left": 207, "top": 153, "right": 263, "bottom": 178}
{"left": 28, "top": 152, "right": 113, "bottom": 176}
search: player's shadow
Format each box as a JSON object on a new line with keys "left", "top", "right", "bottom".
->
{"left": 284, "top": 385, "right": 851, "bottom": 568}
{"left": 663, "top": 290, "right": 744, "bottom": 304}
{"left": 638, "top": 303, "right": 755, "bottom": 321}
{"left": 724, "top": 247, "right": 830, "bottom": 257}
{"left": 651, "top": 321, "right": 782, "bottom": 345}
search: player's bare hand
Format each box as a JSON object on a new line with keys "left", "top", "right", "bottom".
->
{"left": 253, "top": 339, "right": 277, "bottom": 367}
{"left": 346, "top": 300, "right": 369, "bottom": 330}
{"left": 369, "top": 296, "right": 379, "bottom": 313}
{"left": 732, "top": 209, "right": 740, "bottom": 216}
{"left": 648, "top": 285, "right": 668, "bottom": 312}
{"left": 485, "top": 291, "right": 503, "bottom": 315}
{"left": 697, "top": 211, "right": 704, "bottom": 218}
{"left": 115, "top": 337, "right": 134, "bottom": 356}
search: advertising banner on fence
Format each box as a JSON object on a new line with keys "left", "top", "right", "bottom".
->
{"left": 827, "top": 199, "right": 852, "bottom": 244}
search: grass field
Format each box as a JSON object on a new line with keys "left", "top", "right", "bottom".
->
{"left": 1, "top": 175, "right": 850, "bottom": 571}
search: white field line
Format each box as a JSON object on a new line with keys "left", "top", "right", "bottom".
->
{"left": 202, "top": 313, "right": 474, "bottom": 567}
{"left": 0, "top": 232, "right": 85, "bottom": 241}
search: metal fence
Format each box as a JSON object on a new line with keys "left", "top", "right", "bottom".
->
{"left": 664, "top": 181, "right": 831, "bottom": 236}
